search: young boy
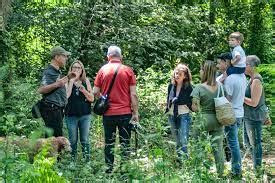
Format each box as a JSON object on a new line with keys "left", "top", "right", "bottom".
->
{"left": 227, "top": 32, "right": 246, "bottom": 75}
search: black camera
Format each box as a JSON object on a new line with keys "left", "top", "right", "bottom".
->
{"left": 130, "top": 121, "right": 140, "bottom": 132}
{"left": 132, "top": 124, "right": 138, "bottom": 131}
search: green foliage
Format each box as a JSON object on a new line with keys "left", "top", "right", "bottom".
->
{"left": 0, "top": 66, "right": 274, "bottom": 182}
{"left": 0, "top": 135, "right": 31, "bottom": 182}
{"left": 0, "top": 31, "right": 10, "bottom": 66}
{"left": 20, "top": 148, "right": 67, "bottom": 183}
{"left": 247, "top": 3, "right": 273, "bottom": 64}
{"left": 0, "top": 1, "right": 274, "bottom": 182}
{"left": 6, "top": 2, "right": 82, "bottom": 79}
{"left": 5, "top": 1, "right": 273, "bottom": 79}
{"left": 0, "top": 78, "right": 42, "bottom": 136}
{"left": 257, "top": 64, "right": 275, "bottom": 122}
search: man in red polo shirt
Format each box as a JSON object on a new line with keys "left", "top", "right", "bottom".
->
{"left": 93, "top": 45, "right": 139, "bottom": 173}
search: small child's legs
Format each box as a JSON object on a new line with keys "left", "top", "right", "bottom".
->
{"left": 226, "top": 66, "right": 245, "bottom": 75}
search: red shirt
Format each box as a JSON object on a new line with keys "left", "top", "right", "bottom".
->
{"left": 94, "top": 60, "right": 136, "bottom": 116}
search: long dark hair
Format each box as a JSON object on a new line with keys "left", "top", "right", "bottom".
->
{"left": 171, "top": 63, "right": 192, "bottom": 88}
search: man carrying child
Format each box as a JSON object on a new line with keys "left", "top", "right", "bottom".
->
{"left": 220, "top": 32, "right": 247, "bottom": 179}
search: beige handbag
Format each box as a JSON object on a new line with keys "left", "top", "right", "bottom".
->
{"left": 214, "top": 83, "right": 236, "bottom": 126}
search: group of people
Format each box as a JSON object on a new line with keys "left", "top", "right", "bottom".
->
{"left": 166, "top": 32, "right": 270, "bottom": 178}
{"left": 36, "top": 31, "right": 269, "bottom": 176}
{"left": 38, "top": 45, "right": 138, "bottom": 173}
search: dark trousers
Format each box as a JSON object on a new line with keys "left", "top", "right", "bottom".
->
{"left": 103, "top": 114, "right": 132, "bottom": 168}
{"left": 226, "top": 66, "right": 245, "bottom": 75}
{"left": 40, "top": 102, "right": 64, "bottom": 137}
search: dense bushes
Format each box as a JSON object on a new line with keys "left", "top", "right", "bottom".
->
{"left": 1, "top": 67, "right": 273, "bottom": 182}
{"left": 3, "top": 1, "right": 273, "bottom": 79}
{"left": 0, "top": 1, "right": 274, "bottom": 182}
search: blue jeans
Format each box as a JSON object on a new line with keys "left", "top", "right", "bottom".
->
{"left": 236, "top": 119, "right": 250, "bottom": 154}
{"left": 244, "top": 118, "right": 263, "bottom": 169}
{"left": 224, "top": 118, "right": 242, "bottom": 175}
{"left": 65, "top": 114, "right": 91, "bottom": 160}
{"left": 168, "top": 113, "right": 191, "bottom": 157}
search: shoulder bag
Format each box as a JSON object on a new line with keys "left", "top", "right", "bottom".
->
{"left": 214, "top": 83, "right": 236, "bottom": 126}
{"left": 93, "top": 64, "right": 121, "bottom": 115}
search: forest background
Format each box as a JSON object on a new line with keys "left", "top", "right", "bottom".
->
{"left": 0, "top": 0, "right": 274, "bottom": 182}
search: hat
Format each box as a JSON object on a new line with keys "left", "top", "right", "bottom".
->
{"left": 217, "top": 52, "right": 232, "bottom": 61}
{"left": 50, "top": 46, "right": 71, "bottom": 57}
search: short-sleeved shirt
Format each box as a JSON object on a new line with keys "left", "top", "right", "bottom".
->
{"left": 224, "top": 74, "right": 246, "bottom": 118}
{"left": 94, "top": 60, "right": 136, "bottom": 116}
{"left": 232, "top": 45, "right": 246, "bottom": 68}
{"left": 191, "top": 84, "right": 225, "bottom": 131}
{"left": 216, "top": 73, "right": 223, "bottom": 83}
{"left": 191, "top": 84, "right": 219, "bottom": 114}
{"left": 41, "top": 65, "right": 67, "bottom": 107}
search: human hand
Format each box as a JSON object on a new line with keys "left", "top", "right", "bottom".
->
{"left": 131, "top": 113, "right": 139, "bottom": 123}
{"left": 264, "top": 117, "right": 272, "bottom": 126}
{"left": 56, "top": 76, "right": 68, "bottom": 88}
{"left": 219, "top": 73, "right": 228, "bottom": 83}
{"left": 172, "top": 97, "right": 178, "bottom": 103}
{"left": 67, "top": 72, "right": 78, "bottom": 80}
{"left": 78, "top": 84, "right": 86, "bottom": 93}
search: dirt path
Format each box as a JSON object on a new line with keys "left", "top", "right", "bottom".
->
{"left": 265, "top": 139, "right": 275, "bottom": 181}
{"left": 242, "top": 138, "right": 275, "bottom": 182}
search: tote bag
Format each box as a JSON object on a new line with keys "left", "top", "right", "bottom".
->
{"left": 214, "top": 84, "right": 235, "bottom": 126}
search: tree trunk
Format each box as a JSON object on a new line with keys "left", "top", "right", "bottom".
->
{"left": 209, "top": 0, "right": 216, "bottom": 25}
{"left": 0, "top": 0, "right": 12, "bottom": 114}
{"left": 0, "top": 0, "right": 11, "bottom": 31}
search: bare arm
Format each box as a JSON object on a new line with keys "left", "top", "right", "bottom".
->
{"left": 66, "top": 79, "right": 74, "bottom": 98}
{"left": 38, "top": 76, "right": 68, "bottom": 94}
{"left": 130, "top": 85, "right": 139, "bottom": 122}
{"left": 79, "top": 78, "right": 94, "bottom": 103}
{"left": 244, "top": 79, "right": 262, "bottom": 107}
{"left": 66, "top": 72, "right": 81, "bottom": 98}
{"left": 92, "top": 86, "right": 101, "bottom": 98}
{"left": 191, "top": 98, "right": 200, "bottom": 112}
{"left": 231, "top": 55, "right": 241, "bottom": 65}
{"left": 218, "top": 73, "right": 228, "bottom": 83}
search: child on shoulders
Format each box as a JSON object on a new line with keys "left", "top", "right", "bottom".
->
{"left": 227, "top": 32, "right": 246, "bottom": 75}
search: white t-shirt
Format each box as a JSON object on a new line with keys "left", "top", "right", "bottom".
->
{"left": 216, "top": 73, "right": 223, "bottom": 83}
{"left": 232, "top": 45, "right": 246, "bottom": 68}
{"left": 224, "top": 74, "right": 247, "bottom": 118}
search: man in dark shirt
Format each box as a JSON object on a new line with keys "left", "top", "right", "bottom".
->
{"left": 38, "top": 46, "right": 71, "bottom": 137}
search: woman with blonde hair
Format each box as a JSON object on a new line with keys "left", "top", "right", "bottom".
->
{"left": 191, "top": 60, "right": 225, "bottom": 177}
{"left": 166, "top": 63, "right": 193, "bottom": 159}
{"left": 65, "top": 60, "right": 94, "bottom": 161}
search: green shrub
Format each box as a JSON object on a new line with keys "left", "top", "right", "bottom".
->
{"left": 20, "top": 148, "right": 67, "bottom": 183}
